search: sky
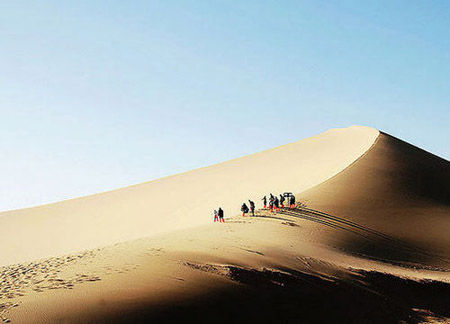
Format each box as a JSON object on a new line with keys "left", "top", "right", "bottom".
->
{"left": 0, "top": 0, "right": 449, "bottom": 211}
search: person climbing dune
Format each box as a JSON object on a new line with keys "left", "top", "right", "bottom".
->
{"left": 280, "top": 194, "right": 285, "bottom": 208}
{"left": 213, "top": 209, "right": 219, "bottom": 222}
{"left": 248, "top": 200, "right": 255, "bottom": 216}
{"left": 274, "top": 196, "right": 280, "bottom": 211}
{"left": 241, "top": 203, "right": 249, "bottom": 216}
{"left": 290, "top": 195, "right": 296, "bottom": 208}
{"left": 218, "top": 207, "right": 224, "bottom": 222}
{"left": 262, "top": 196, "right": 267, "bottom": 208}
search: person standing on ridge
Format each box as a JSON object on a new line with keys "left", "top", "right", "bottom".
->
{"left": 213, "top": 209, "right": 219, "bottom": 222}
{"left": 249, "top": 200, "right": 255, "bottom": 216}
{"left": 269, "top": 196, "right": 274, "bottom": 212}
{"left": 280, "top": 194, "right": 285, "bottom": 208}
{"left": 241, "top": 203, "right": 249, "bottom": 216}
{"left": 290, "top": 195, "right": 296, "bottom": 208}
{"left": 262, "top": 196, "right": 267, "bottom": 208}
{"left": 274, "top": 196, "right": 280, "bottom": 211}
{"left": 218, "top": 207, "right": 224, "bottom": 222}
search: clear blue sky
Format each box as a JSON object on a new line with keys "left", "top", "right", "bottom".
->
{"left": 1, "top": 0, "right": 449, "bottom": 211}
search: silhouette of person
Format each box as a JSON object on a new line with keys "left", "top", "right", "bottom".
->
{"left": 241, "top": 203, "right": 249, "bottom": 216}
{"left": 218, "top": 207, "right": 224, "bottom": 222}
{"left": 248, "top": 200, "right": 255, "bottom": 216}
{"left": 262, "top": 196, "right": 267, "bottom": 208}
{"left": 274, "top": 196, "right": 280, "bottom": 211}
{"left": 290, "top": 195, "right": 296, "bottom": 208}
{"left": 280, "top": 194, "right": 285, "bottom": 208}
{"left": 214, "top": 209, "right": 219, "bottom": 222}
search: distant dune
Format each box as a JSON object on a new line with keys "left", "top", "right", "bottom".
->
{"left": 1, "top": 126, "right": 449, "bottom": 324}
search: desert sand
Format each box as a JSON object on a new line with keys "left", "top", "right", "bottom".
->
{"left": 0, "top": 126, "right": 449, "bottom": 323}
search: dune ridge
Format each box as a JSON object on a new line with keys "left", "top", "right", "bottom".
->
{"left": 0, "top": 126, "right": 378, "bottom": 266}
{"left": 300, "top": 131, "right": 450, "bottom": 259}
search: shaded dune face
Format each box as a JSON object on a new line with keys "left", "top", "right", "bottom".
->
{"left": 299, "top": 132, "right": 450, "bottom": 265}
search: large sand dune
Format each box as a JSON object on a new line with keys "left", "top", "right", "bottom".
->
{"left": 0, "top": 126, "right": 378, "bottom": 266}
{"left": 299, "top": 132, "right": 450, "bottom": 263}
{"left": 1, "top": 126, "right": 449, "bottom": 324}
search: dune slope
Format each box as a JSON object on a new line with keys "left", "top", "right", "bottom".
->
{"left": 0, "top": 126, "right": 378, "bottom": 266}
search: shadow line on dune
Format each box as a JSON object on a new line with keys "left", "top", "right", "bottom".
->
{"left": 296, "top": 206, "right": 443, "bottom": 259}
{"left": 252, "top": 207, "right": 450, "bottom": 269}
{"left": 97, "top": 261, "right": 450, "bottom": 324}
{"left": 288, "top": 208, "right": 449, "bottom": 264}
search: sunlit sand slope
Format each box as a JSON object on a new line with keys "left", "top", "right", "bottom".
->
{"left": 0, "top": 126, "right": 378, "bottom": 266}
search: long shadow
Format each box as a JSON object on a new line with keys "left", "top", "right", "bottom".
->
{"left": 254, "top": 207, "right": 449, "bottom": 268}
{"left": 252, "top": 213, "right": 349, "bottom": 233}
{"left": 289, "top": 208, "right": 446, "bottom": 257}
{"left": 296, "top": 207, "right": 417, "bottom": 250}
{"left": 251, "top": 214, "right": 297, "bottom": 223}
{"left": 278, "top": 210, "right": 375, "bottom": 240}
{"left": 298, "top": 207, "right": 450, "bottom": 265}
{"left": 254, "top": 208, "right": 388, "bottom": 241}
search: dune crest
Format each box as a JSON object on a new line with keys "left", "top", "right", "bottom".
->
{"left": 300, "top": 131, "right": 450, "bottom": 260}
{"left": 0, "top": 126, "right": 378, "bottom": 266}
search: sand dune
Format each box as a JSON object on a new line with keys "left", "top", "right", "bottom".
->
{"left": 1, "top": 126, "right": 449, "bottom": 324}
{"left": 0, "top": 126, "right": 378, "bottom": 266}
{"left": 299, "top": 132, "right": 450, "bottom": 263}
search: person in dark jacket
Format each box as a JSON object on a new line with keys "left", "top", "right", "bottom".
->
{"left": 274, "top": 196, "right": 280, "bottom": 211}
{"left": 218, "top": 207, "right": 225, "bottom": 222}
{"left": 248, "top": 200, "right": 255, "bottom": 216}
{"left": 290, "top": 195, "right": 296, "bottom": 208}
{"left": 241, "top": 203, "right": 249, "bottom": 216}
{"left": 262, "top": 196, "right": 267, "bottom": 208}
{"left": 269, "top": 196, "right": 274, "bottom": 212}
{"left": 280, "top": 194, "right": 285, "bottom": 208}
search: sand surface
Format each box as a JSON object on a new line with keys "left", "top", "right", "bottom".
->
{"left": 1, "top": 126, "right": 449, "bottom": 323}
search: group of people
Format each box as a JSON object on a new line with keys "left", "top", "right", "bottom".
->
{"left": 240, "top": 200, "right": 255, "bottom": 217}
{"left": 241, "top": 193, "right": 296, "bottom": 217}
{"left": 262, "top": 193, "right": 296, "bottom": 212}
{"left": 214, "top": 193, "right": 296, "bottom": 222}
{"left": 213, "top": 207, "right": 225, "bottom": 222}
